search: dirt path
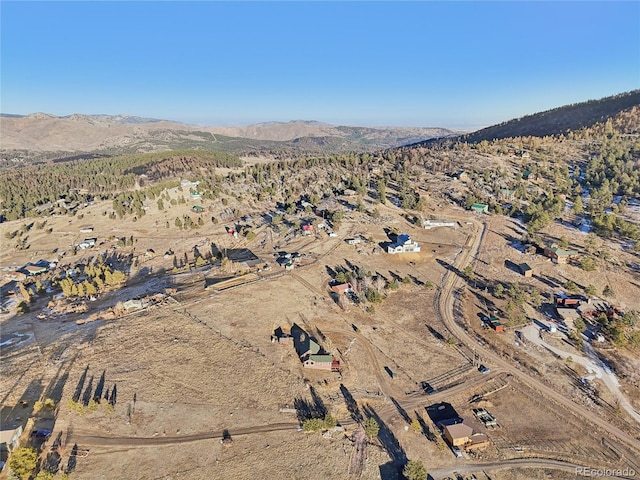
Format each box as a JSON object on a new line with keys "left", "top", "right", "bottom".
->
{"left": 522, "top": 323, "right": 640, "bottom": 425}
{"left": 428, "top": 457, "right": 639, "bottom": 480}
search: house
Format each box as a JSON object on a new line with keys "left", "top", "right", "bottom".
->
{"left": 518, "top": 263, "right": 533, "bottom": 277}
{"left": 290, "top": 323, "right": 340, "bottom": 372}
{"left": 488, "top": 316, "right": 504, "bottom": 332}
{"left": 543, "top": 245, "right": 579, "bottom": 264}
{"left": 331, "top": 283, "right": 353, "bottom": 295}
{"left": 78, "top": 238, "right": 97, "bottom": 249}
{"left": 23, "top": 265, "right": 48, "bottom": 276}
{"left": 387, "top": 234, "right": 421, "bottom": 254}
{"left": 466, "top": 433, "right": 490, "bottom": 450}
{"left": 271, "top": 327, "right": 293, "bottom": 345}
{"left": 301, "top": 224, "right": 315, "bottom": 236}
{"left": 0, "top": 425, "right": 23, "bottom": 459}
{"left": 470, "top": 203, "right": 489, "bottom": 214}
{"left": 443, "top": 423, "right": 474, "bottom": 447}
{"left": 192, "top": 205, "right": 204, "bottom": 213}
{"left": 346, "top": 238, "right": 361, "bottom": 245}
{"left": 556, "top": 307, "right": 581, "bottom": 322}
{"left": 499, "top": 189, "right": 515, "bottom": 200}
{"left": 123, "top": 299, "right": 149, "bottom": 312}
{"left": 422, "top": 219, "right": 457, "bottom": 229}
{"left": 302, "top": 354, "right": 340, "bottom": 371}
{"left": 452, "top": 169, "right": 468, "bottom": 181}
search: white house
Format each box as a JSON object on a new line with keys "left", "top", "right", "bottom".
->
{"left": 423, "top": 219, "right": 457, "bottom": 229}
{"left": 387, "top": 234, "right": 421, "bottom": 254}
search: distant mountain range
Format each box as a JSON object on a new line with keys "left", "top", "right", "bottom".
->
{"left": 0, "top": 114, "right": 457, "bottom": 157}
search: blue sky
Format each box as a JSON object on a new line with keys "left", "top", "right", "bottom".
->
{"left": 1, "top": 2, "right": 639, "bottom": 129}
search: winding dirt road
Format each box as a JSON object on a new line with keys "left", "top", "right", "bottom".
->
{"left": 436, "top": 218, "right": 640, "bottom": 456}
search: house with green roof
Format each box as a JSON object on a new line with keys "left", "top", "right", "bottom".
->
{"left": 544, "top": 245, "right": 579, "bottom": 264}
{"left": 470, "top": 203, "right": 488, "bottom": 214}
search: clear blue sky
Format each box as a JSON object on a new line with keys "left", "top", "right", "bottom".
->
{"left": 1, "top": 1, "right": 639, "bottom": 129}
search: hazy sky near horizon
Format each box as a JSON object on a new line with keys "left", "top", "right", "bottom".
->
{"left": 1, "top": 1, "right": 638, "bottom": 129}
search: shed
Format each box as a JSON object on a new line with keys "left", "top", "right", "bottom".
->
{"left": 192, "top": 205, "right": 204, "bottom": 213}
{"left": 346, "top": 238, "right": 361, "bottom": 245}
{"left": 518, "top": 263, "right": 533, "bottom": 277}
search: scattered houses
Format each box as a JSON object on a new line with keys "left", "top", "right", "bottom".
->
{"left": 387, "top": 234, "right": 421, "bottom": 254}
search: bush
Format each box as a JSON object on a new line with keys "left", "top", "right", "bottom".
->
{"left": 323, "top": 414, "right": 337, "bottom": 429}
{"left": 302, "top": 418, "right": 324, "bottom": 432}
{"left": 8, "top": 447, "right": 37, "bottom": 480}
{"left": 403, "top": 459, "right": 427, "bottom": 480}
{"left": 364, "top": 417, "right": 379, "bottom": 439}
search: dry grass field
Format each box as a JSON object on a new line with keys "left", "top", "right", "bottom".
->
{"left": 2, "top": 186, "right": 639, "bottom": 480}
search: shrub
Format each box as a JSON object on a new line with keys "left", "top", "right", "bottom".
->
{"left": 8, "top": 447, "right": 37, "bottom": 480}
{"left": 364, "top": 417, "right": 379, "bottom": 439}
{"left": 403, "top": 459, "right": 427, "bottom": 480}
{"left": 302, "top": 418, "right": 324, "bottom": 432}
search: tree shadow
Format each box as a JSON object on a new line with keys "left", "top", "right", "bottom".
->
{"left": 66, "top": 444, "right": 78, "bottom": 473}
{"left": 108, "top": 383, "right": 117, "bottom": 406}
{"left": 72, "top": 365, "right": 89, "bottom": 403}
{"left": 93, "top": 371, "right": 106, "bottom": 403}
{"left": 363, "top": 405, "right": 407, "bottom": 466}
{"left": 390, "top": 397, "right": 410, "bottom": 424}
{"left": 41, "top": 431, "right": 63, "bottom": 474}
{"left": 425, "top": 324, "right": 445, "bottom": 342}
{"left": 81, "top": 376, "right": 94, "bottom": 407}
{"left": 413, "top": 410, "right": 436, "bottom": 442}
{"left": 340, "top": 384, "right": 362, "bottom": 423}
{"left": 309, "top": 386, "right": 327, "bottom": 418}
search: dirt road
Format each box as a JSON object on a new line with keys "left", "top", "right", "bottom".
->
{"left": 437, "top": 217, "right": 640, "bottom": 455}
